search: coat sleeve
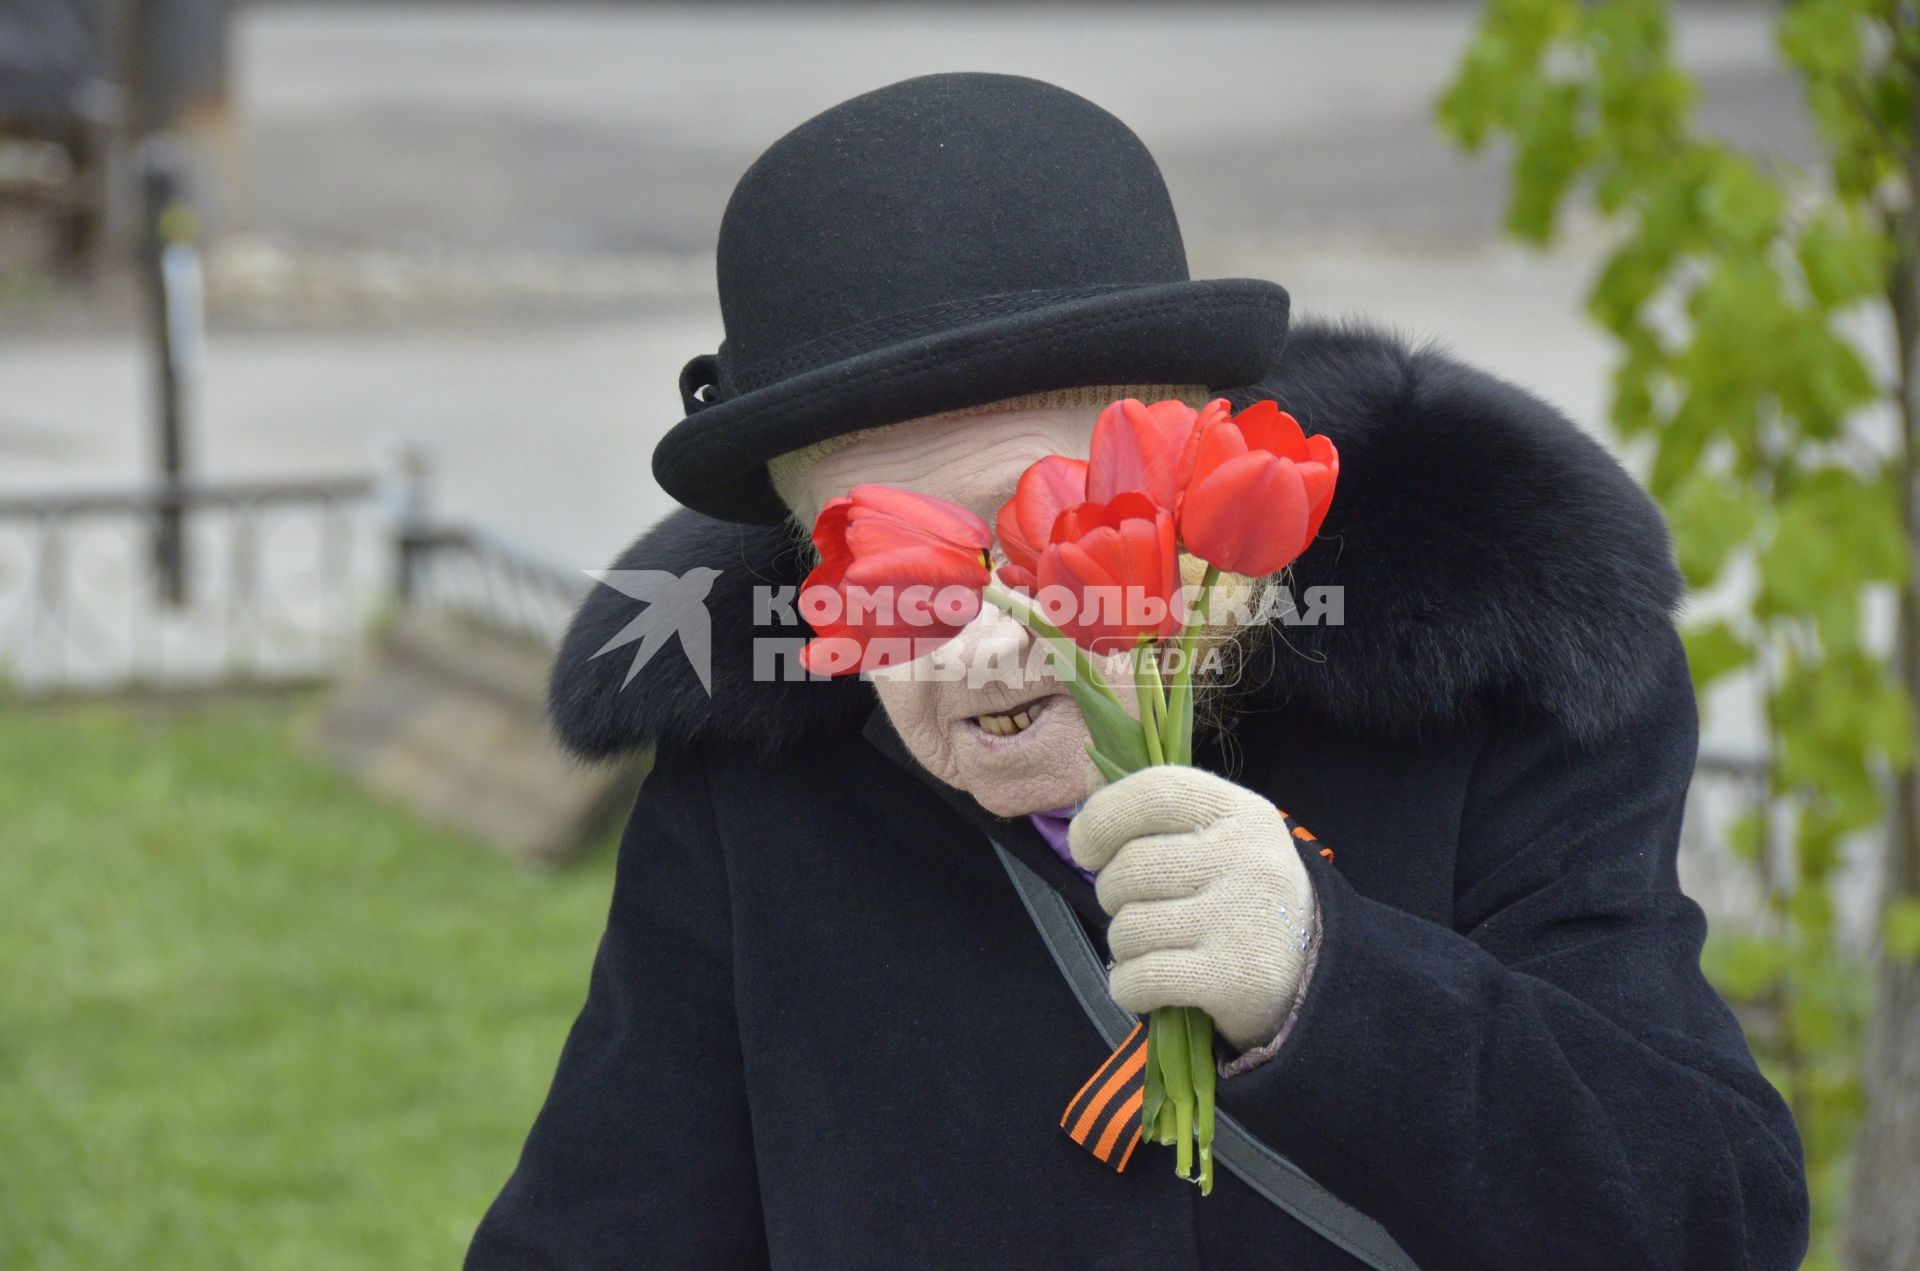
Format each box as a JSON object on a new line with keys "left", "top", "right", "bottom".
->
{"left": 1214, "top": 629, "right": 1809, "bottom": 1270}
{"left": 466, "top": 750, "right": 769, "bottom": 1269}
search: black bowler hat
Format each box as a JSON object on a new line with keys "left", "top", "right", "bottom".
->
{"left": 653, "top": 71, "right": 1291, "bottom": 525}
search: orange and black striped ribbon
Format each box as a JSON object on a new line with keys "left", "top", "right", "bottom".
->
{"left": 1282, "top": 809, "right": 1334, "bottom": 865}
{"left": 1062, "top": 813, "right": 1331, "bottom": 1172}
{"left": 1060, "top": 1019, "right": 1148, "bottom": 1170}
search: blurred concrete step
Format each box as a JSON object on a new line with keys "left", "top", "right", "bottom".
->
{"left": 309, "top": 609, "right": 645, "bottom": 863}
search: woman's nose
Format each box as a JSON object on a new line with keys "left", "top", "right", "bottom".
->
{"left": 949, "top": 601, "right": 1031, "bottom": 661}
{"left": 930, "top": 600, "right": 1042, "bottom": 688}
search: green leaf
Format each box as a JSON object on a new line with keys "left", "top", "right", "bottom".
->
{"left": 1796, "top": 805, "right": 1847, "bottom": 883}
{"left": 1885, "top": 899, "right": 1920, "bottom": 963}
{"left": 1789, "top": 973, "right": 1845, "bottom": 1051}
{"left": 1508, "top": 81, "right": 1589, "bottom": 243}
{"left": 1669, "top": 473, "right": 1758, "bottom": 588}
{"left": 1436, "top": 4, "right": 1896, "bottom": 1254}
{"left": 1607, "top": 327, "right": 1667, "bottom": 437}
{"left": 1683, "top": 620, "right": 1751, "bottom": 692}
{"left": 1590, "top": 242, "right": 1667, "bottom": 333}
{"left": 1777, "top": 0, "right": 1863, "bottom": 80}
{"left": 1647, "top": 408, "right": 1717, "bottom": 500}
{"left": 1698, "top": 154, "right": 1784, "bottom": 253}
{"left": 1086, "top": 747, "right": 1131, "bottom": 788}
{"left": 1789, "top": 877, "right": 1838, "bottom": 944}
{"left": 1775, "top": 323, "right": 1880, "bottom": 438}
{"left": 1758, "top": 474, "right": 1904, "bottom": 622}
{"left": 1862, "top": 675, "right": 1916, "bottom": 769}
{"left": 1703, "top": 931, "right": 1789, "bottom": 999}
{"left": 1797, "top": 209, "right": 1889, "bottom": 309}
{"left": 1773, "top": 651, "right": 1893, "bottom": 827}
{"left": 1140, "top": 1028, "right": 1166, "bottom": 1147}
{"left": 1070, "top": 683, "right": 1151, "bottom": 774}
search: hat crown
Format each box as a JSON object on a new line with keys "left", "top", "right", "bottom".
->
{"left": 713, "top": 72, "right": 1190, "bottom": 387}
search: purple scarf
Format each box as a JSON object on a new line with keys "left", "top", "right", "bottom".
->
{"left": 1028, "top": 806, "right": 1094, "bottom": 884}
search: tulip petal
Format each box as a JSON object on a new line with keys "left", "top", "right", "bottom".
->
{"left": 810, "top": 497, "right": 855, "bottom": 585}
{"left": 1182, "top": 453, "right": 1311, "bottom": 577}
{"left": 994, "top": 500, "right": 1027, "bottom": 571}
{"left": 1038, "top": 502, "right": 1179, "bottom": 648}
{"left": 1053, "top": 500, "right": 1115, "bottom": 542}
{"left": 1048, "top": 534, "right": 1121, "bottom": 595}
{"left": 1302, "top": 438, "right": 1340, "bottom": 542}
{"left": 1088, "top": 398, "right": 1202, "bottom": 508}
{"left": 845, "top": 546, "right": 991, "bottom": 593}
{"left": 1232, "top": 402, "right": 1309, "bottom": 459}
{"left": 1179, "top": 401, "right": 1233, "bottom": 496}
{"left": 996, "top": 455, "right": 1088, "bottom": 570}
{"left": 1299, "top": 461, "right": 1337, "bottom": 543}
{"left": 1105, "top": 490, "right": 1165, "bottom": 524}
{"left": 846, "top": 484, "right": 992, "bottom": 549}
{"left": 996, "top": 563, "right": 1038, "bottom": 593}
{"left": 845, "top": 511, "right": 975, "bottom": 561}
{"left": 802, "top": 483, "right": 995, "bottom": 674}
{"left": 1188, "top": 414, "right": 1251, "bottom": 481}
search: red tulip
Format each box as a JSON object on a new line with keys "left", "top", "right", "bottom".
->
{"left": 1031, "top": 492, "right": 1182, "bottom": 652}
{"left": 1179, "top": 402, "right": 1338, "bottom": 577}
{"left": 799, "top": 484, "right": 993, "bottom": 675}
{"left": 994, "top": 455, "right": 1088, "bottom": 587}
{"left": 1086, "top": 397, "right": 1231, "bottom": 510}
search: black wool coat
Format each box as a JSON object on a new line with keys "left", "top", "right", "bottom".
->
{"left": 468, "top": 324, "right": 1810, "bottom": 1270}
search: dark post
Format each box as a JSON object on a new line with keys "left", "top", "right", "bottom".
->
{"left": 394, "top": 449, "right": 433, "bottom": 607}
{"left": 121, "top": 0, "right": 231, "bottom": 608}
{"left": 140, "top": 137, "right": 199, "bottom": 607}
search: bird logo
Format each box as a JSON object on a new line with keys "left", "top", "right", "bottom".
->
{"left": 585, "top": 568, "right": 721, "bottom": 695}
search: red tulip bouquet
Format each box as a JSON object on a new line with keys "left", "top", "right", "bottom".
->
{"left": 799, "top": 398, "right": 1339, "bottom": 1193}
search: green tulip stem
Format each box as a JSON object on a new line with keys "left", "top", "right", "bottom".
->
{"left": 988, "top": 575, "right": 1226, "bottom": 1195}
{"left": 1186, "top": 1005, "right": 1217, "bottom": 1194}
{"left": 1134, "top": 639, "right": 1167, "bottom": 768}
{"left": 1162, "top": 565, "right": 1219, "bottom": 765}
{"left": 1153, "top": 1007, "right": 1197, "bottom": 1180}
{"left": 982, "top": 583, "right": 1121, "bottom": 707}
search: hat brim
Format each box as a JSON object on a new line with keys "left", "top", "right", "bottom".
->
{"left": 651, "top": 277, "right": 1290, "bottom": 525}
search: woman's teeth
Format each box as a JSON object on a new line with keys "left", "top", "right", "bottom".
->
{"left": 977, "top": 705, "right": 1040, "bottom": 736}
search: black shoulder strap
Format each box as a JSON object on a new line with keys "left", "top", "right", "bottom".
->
{"left": 990, "top": 838, "right": 1421, "bottom": 1271}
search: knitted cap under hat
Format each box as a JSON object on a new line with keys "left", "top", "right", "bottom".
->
{"left": 902, "top": 383, "right": 1214, "bottom": 422}
{"left": 765, "top": 384, "right": 1214, "bottom": 517}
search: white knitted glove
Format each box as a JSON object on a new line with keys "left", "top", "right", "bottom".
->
{"left": 1067, "top": 766, "right": 1318, "bottom": 1053}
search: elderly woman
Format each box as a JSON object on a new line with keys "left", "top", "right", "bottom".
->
{"left": 468, "top": 73, "right": 1807, "bottom": 1269}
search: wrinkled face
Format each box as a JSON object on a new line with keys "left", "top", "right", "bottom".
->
{"left": 792, "top": 408, "right": 1137, "bottom": 817}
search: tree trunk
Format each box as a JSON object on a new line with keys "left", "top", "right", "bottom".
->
{"left": 1849, "top": 959, "right": 1920, "bottom": 1269}
{"left": 1843, "top": 192, "right": 1920, "bottom": 1271}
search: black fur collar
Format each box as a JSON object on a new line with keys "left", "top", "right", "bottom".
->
{"left": 548, "top": 322, "right": 1682, "bottom": 760}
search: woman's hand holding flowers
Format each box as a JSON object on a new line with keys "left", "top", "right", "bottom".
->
{"left": 1067, "top": 765, "right": 1317, "bottom": 1054}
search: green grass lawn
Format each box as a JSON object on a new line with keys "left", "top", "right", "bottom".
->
{"left": 0, "top": 697, "right": 621, "bottom": 1269}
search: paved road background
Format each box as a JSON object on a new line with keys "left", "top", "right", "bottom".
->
{"left": 1, "top": 2, "right": 1809, "bottom": 569}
